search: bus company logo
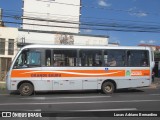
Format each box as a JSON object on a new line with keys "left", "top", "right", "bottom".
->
{"left": 131, "top": 71, "right": 142, "bottom": 76}
{"left": 126, "top": 70, "right": 131, "bottom": 76}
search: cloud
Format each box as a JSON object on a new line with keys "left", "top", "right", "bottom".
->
{"left": 128, "top": 7, "right": 148, "bottom": 17}
{"left": 140, "top": 40, "right": 146, "bottom": 44}
{"left": 134, "top": 12, "right": 148, "bottom": 17}
{"left": 83, "top": 29, "right": 92, "bottom": 33}
{"left": 139, "top": 40, "right": 156, "bottom": 44}
{"left": 98, "top": 0, "right": 111, "bottom": 7}
{"left": 148, "top": 40, "right": 156, "bottom": 44}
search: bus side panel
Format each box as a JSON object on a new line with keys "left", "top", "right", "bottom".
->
{"left": 10, "top": 68, "right": 52, "bottom": 91}
{"left": 115, "top": 78, "right": 151, "bottom": 89}
{"left": 52, "top": 79, "right": 83, "bottom": 90}
{"left": 115, "top": 67, "right": 151, "bottom": 89}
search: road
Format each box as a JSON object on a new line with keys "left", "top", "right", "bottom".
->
{"left": 0, "top": 85, "right": 160, "bottom": 119}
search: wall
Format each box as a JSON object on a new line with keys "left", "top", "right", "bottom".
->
{"left": 0, "top": 27, "right": 18, "bottom": 59}
{"left": 18, "top": 30, "right": 108, "bottom": 46}
{"left": 23, "top": 0, "right": 81, "bottom": 33}
{"left": 0, "top": 27, "right": 18, "bottom": 81}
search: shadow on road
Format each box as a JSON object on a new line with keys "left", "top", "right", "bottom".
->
{"left": 115, "top": 88, "right": 144, "bottom": 93}
{"left": 9, "top": 88, "right": 144, "bottom": 96}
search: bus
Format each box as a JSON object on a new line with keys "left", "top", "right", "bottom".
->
{"left": 6, "top": 45, "right": 155, "bottom": 96}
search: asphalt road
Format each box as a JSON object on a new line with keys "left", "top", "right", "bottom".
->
{"left": 0, "top": 85, "right": 160, "bottom": 120}
{"left": 0, "top": 77, "right": 160, "bottom": 120}
{"left": 0, "top": 88, "right": 160, "bottom": 111}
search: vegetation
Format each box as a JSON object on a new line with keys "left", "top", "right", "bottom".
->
{"left": 155, "top": 51, "right": 160, "bottom": 60}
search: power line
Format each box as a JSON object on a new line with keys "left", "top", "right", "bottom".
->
{"left": 3, "top": 20, "right": 160, "bottom": 33}
{"left": 3, "top": 9, "right": 160, "bottom": 26}
{"left": 3, "top": 14, "right": 160, "bottom": 31}
{"left": 2, "top": 7, "right": 160, "bottom": 33}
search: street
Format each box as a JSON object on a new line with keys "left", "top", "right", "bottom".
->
{"left": 0, "top": 83, "right": 160, "bottom": 120}
{"left": 0, "top": 87, "right": 160, "bottom": 111}
{"left": 0, "top": 78, "right": 159, "bottom": 111}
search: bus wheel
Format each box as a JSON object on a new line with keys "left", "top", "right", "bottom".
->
{"left": 19, "top": 83, "right": 34, "bottom": 96}
{"left": 102, "top": 82, "right": 115, "bottom": 94}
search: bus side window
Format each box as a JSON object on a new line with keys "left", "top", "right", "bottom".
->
{"left": 141, "top": 51, "right": 149, "bottom": 67}
{"left": 105, "top": 50, "right": 126, "bottom": 67}
{"left": 45, "top": 50, "right": 51, "bottom": 66}
{"left": 53, "top": 49, "right": 77, "bottom": 67}
{"left": 127, "top": 50, "right": 149, "bottom": 67}
{"left": 79, "top": 50, "right": 102, "bottom": 67}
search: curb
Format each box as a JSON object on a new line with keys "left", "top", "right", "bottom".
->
{"left": 0, "top": 82, "right": 6, "bottom": 89}
{"left": 0, "top": 81, "right": 5, "bottom": 84}
{"left": 149, "top": 84, "right": 157, "bottom": 89}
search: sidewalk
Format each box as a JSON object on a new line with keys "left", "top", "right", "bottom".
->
{"left": 150, "top": 77, "right": 160, "bottom": 88}
{"left": 0, "top": 81, "right": 5, "bottom": 88}
{"left": 0, "top": 81, "right": 6, "bottom": 94}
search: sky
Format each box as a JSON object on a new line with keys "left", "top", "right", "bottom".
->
{"left": 0, "top": 0, "right": 160, "bottom": 46}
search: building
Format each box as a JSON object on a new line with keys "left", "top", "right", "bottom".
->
{"left": 138, "top": 44, "right": 160, "bottom": 51}
{"left": 22, "top": 0, "right": 81, "bottom": 33}
{"left": 108, "top": 42, "right": 119, "bottom": 46}
{"left": 0, "top": 27, "right": 18, "bottom": 81}
{"left": 18, "top": 29, "right": 108, "bottom": 46}
{"left": 19, "top": 0, "right": 109, "bottom": 46}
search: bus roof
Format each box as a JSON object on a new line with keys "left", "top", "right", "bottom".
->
{"left": 20, "top": 44, "right": 151, "bottom": 51}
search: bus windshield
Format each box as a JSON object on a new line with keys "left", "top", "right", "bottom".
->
{"left": 13, "top": 49, "right": 41, "bottom": 69}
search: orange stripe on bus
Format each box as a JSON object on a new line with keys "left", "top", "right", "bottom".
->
{"left": 11, "top": 70, "right": 125, "bottom": 78}
{"left": 11, "top": 69, "right": 150, "bottom": 78}
{"left": 131, "top": 70, "right": 150, "bottom": 76}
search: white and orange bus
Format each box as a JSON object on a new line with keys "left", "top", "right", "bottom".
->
{"left": 6, "top": 45, "right": 154, "bottom": 96}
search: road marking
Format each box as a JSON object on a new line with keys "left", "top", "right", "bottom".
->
{"left": 149, "top": 94, "right": 160, "bottom": 96}
{"left": 12, "top": 109, "right": 42, "bottom": 111}
{"left": 67, "top": 108, "right": 137, "bottom": 111}
{"left": 25, "top": 109, "right": 42, "bottom": 112}
{"left": 20, "top": 96, "right": 111, "bottom": 100}
{"left": 0, "top": 99, "right": 160, "bottom": 106}
{"left": 0, "top": 94, "right": 9, "bottom": 96}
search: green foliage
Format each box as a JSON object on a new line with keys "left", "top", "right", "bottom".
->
{"left": 154, "top": 51, "right": 160, "bottom": 59}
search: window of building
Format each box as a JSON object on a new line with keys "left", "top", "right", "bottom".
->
{"left": 8, "top": 39, "right": 14, "bottom": 55}
{"left": 0, "top": 38, "right": 5, "bottom": 55}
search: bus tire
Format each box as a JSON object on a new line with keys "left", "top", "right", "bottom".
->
{"left": 102, "top": 82, "right": 115, "bottom": 94}
{"left": 19, "top": 83, "right": 34, "bottom": 96}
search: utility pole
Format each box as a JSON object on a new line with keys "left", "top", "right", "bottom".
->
{"left": 0, "top": 8, "right": 4, "bottom": 27}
